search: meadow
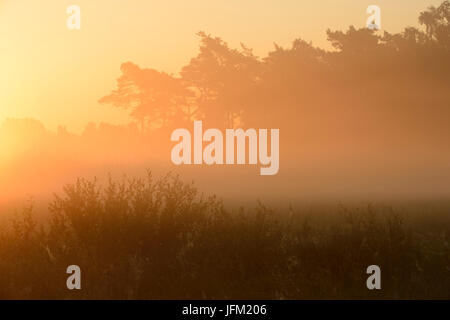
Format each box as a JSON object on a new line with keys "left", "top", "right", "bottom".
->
{"left": 0, "top": 172, "right": 448, "bottom": 299}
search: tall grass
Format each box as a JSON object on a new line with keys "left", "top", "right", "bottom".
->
{"left": 0, "top": 173, "right": 448, "bottom": 299}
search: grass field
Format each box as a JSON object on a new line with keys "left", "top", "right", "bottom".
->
{"left": 0, "top": 173, "right": 448, "bottom": 299}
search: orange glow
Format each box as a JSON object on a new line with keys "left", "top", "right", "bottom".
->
{"left": 0, "top": 0, "right": 449, "bottom": 206}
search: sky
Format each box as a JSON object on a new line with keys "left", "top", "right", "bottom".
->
{"left": 0, "top": 0, "right": 443, "bottom": 133}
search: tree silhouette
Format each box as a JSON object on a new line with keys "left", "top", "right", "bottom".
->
{"left": 99, "top": 62, "right": 192, "bottom": 131}
{"left": 99, "top": 1, "right": 449, "bottom": 134}
{"left": 181, "top": 32, "right": 261, "bottom": 127}
{"left": 419, "top": 0, "right": 449, "bottom": 48}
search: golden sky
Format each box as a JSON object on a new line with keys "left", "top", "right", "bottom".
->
{"left": 0, "top": 0, "right": 442, "bottom": 132}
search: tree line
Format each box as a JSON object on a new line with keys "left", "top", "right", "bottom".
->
{"left": 99, "top": 1, "right": 450, "bottom": 133}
